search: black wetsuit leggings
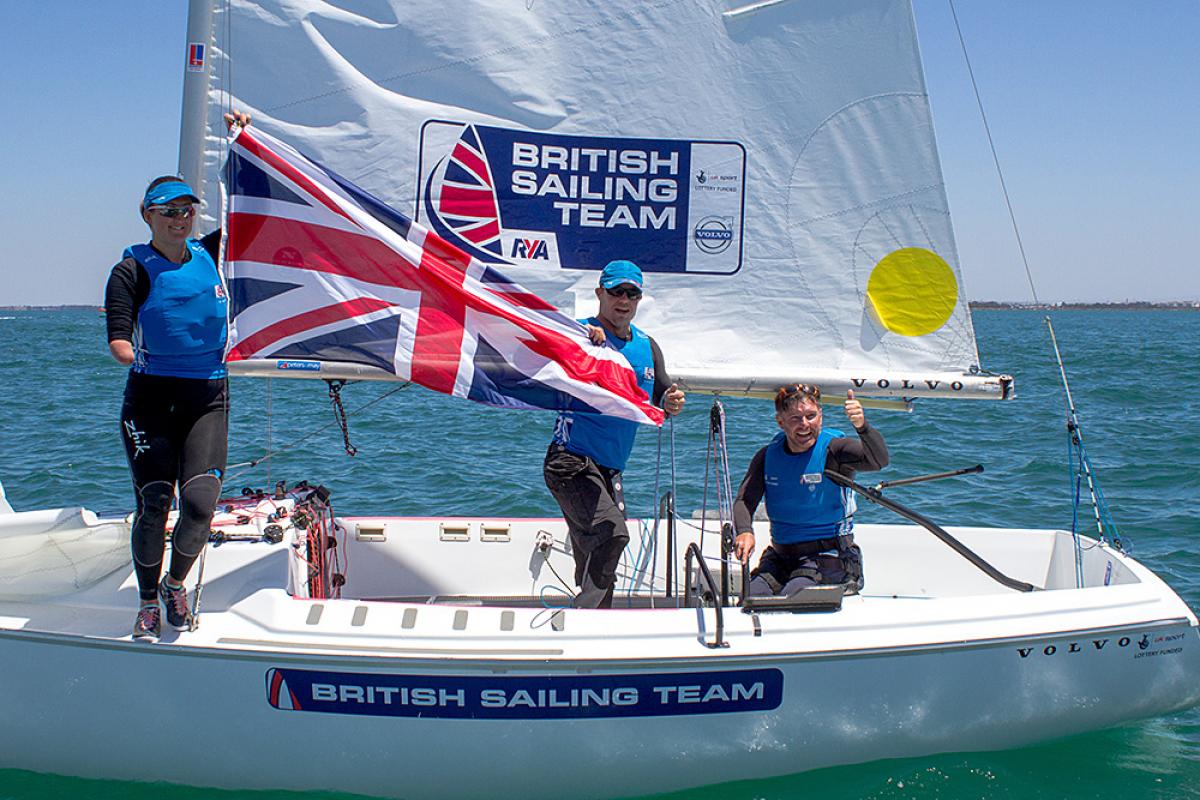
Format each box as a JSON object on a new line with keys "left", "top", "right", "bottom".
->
{"left": 120, "top": 372, "right": 228, "bottom": 602}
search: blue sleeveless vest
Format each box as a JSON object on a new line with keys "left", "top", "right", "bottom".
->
{"left": 551, "top": 319, "right": 655, "bottom": 471}
{"left": 126, "top": 241, "right": 228, "bottom": 379}
{"left": 763, "top": 429, "right": 855, "bottom": 543}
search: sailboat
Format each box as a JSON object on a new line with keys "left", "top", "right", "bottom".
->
{"left": 0, "top": 1, "right": 1196, "bottom": 798}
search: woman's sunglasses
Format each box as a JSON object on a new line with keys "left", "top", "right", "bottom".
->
{"left": 149, "top": 205, "right": 197, "bottom": 219}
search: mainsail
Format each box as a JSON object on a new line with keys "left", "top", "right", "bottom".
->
{"left": 183, "top": 0, "right": 1011, "bottom": 400}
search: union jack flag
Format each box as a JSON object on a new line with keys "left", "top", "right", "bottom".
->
{"left": 223, "top": 127, "right": 664, "bottom": 426}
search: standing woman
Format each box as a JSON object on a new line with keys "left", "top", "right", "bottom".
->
{"left": 105, "top": 114, "right": 248, "bottom": 641}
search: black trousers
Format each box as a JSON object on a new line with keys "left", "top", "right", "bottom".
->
{"left": 747, "top": 537, "right": 860, "bottom": 597}
{"left": 543, "top": 445, "right": 629, "bottom": 608}
{"left": 120, "top": 372, "right": 228, "bottom": 601}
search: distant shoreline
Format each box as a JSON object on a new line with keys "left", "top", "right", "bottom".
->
{"left": 968, "top": 301, "right": 1199, "bottom": 311}
{"left": 2, "top": 301, "right": 1197, "bottom": 313}
{"left": 0, "top": 305, "right": 105, "bottom": 312}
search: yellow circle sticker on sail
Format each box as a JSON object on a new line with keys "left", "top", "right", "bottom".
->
{"left": 866, "top": 248, "right": 958, "bottom": 337}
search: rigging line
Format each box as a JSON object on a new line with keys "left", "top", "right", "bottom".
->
{"left": 669, "top": 414, "right": 680, "bottom": 607}
{"left": 647, "top": 422, "right": 666, "bottom": 608}
{"left": 627, "top": 520, "right": 657, "bottom": 601}
{"left": 265, "top": 376, "right": 273, "bottom": 486}
{"left": 328, "top": 380, "right": 358, "bottom": 456}
{"left": 225, "top": 0, "right": 234, "bottom": 122}
{"left": 1065, "top": 416, "right": 1085, "bottom": 587}
{"left": 539, "top": 584, "right": 573, "bottom": 610}
{"left": 699, "top": 415, "right": 712, "bottom": 557}
{"left": 947, "top": 0, "right": 1041, "bottom": 304}
{"left": 672, "top": 417, "right": 681, "bottom": 609}
{"left": 1046, "top": 318, "right": 1123, "bottom": 550}
{"left": 643, "top": 419, "right": 672, "bottom": 606}
{"left": 716, "top": 403, "right": 735, "bottom": 525}
{"left": 674, "top": 516, "right": 709, "bottom": 535}
{"left": 709, "top": 401, "right": 735, "bottom": 534}
{"left": 541, "top": 553, "right": 574, "bottom": 598}
{"left": 224, "top": 383, "right": 412, "bottom": 479}
{"left": 711, "top": 400, "right": 736, "bottom": 606}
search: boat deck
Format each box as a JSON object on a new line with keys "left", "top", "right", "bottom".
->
{"left": 0, "top": 506, "right": 1194, "bottom": 666}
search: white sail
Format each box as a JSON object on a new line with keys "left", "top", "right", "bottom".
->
{"left": 0, "top": 508, "right": 130, "bottom": 600}
{"left": 184, "top": 0, "right": 1010, "bottom": 399}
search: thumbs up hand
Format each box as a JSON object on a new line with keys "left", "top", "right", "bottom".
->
{"left": 845, "top": 389, "right": 866, "bottom": 431}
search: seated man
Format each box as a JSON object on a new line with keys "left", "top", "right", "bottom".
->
{"left": 732, "top": 385, "right": 888, "bottom": 596}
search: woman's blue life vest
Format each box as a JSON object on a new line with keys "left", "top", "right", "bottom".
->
{"left": 551, "top": 318, "right": 655, "bottom": 472}
{"left": 125, "top": 241, "right": 228, "bottom": 379}
{"left": 763, "top": 428, "right": 856, "bottom": 544}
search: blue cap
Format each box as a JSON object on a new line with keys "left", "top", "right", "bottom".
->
{"left": 143, "top": 180, "right": 199, "bottom": 209}
{"left": 599, "top": 260, "right": 644, "bottom": 289}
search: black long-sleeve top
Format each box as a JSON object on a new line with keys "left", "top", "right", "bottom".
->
{"left": 732, "top": 423, "right": 889, "bottom": 534}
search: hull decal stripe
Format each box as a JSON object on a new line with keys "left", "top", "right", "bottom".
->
{"left": 264, "top": 667, "right": 784, "bottom": 719}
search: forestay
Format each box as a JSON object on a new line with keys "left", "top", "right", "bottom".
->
{"left": 182, "top": 0, "right": 1011, "bottom": 399}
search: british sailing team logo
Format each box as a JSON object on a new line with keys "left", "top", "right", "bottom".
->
{"left": 422, "top": 125, "right": 505, "bottom": 263}
{"left": 267, "top": 668, "right": 303, "bottom": 710}
{"left": 418, "top": 121, "right": 747, "bottom": 274}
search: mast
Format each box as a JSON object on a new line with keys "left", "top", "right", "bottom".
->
{"left": 178, "top": 0, "right": 216, "bottom": 200}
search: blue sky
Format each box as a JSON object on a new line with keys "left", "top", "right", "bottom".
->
{"left": 1, "top": 1, "right": 1196, "bottom": 305}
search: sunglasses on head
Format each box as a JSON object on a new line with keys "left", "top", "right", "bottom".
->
{"left": 149, "top": 205, "right": 196, "bottom": 219}
{"left": 776, "top": 383, "right": 822, "bottom": 408}
{"left": 605, "top": 285, "right": 643, "bottom": 300}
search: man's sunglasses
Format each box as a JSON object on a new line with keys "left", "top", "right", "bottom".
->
{"left": 149, "top": 205, "right": 197, "bottom": 219}
{"left": 605, "top": 285, "right": 643, "bottom": 300}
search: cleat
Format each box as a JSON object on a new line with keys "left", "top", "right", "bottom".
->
{"left": 132, "top": 604, "right": 161, "bottom": 642}
{"left": 158, "top": 577, "right": 194, "bottom": 630}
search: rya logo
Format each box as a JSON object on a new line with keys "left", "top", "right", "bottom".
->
{"left": 510, "top": 238, "right": 549, "bottom": 260}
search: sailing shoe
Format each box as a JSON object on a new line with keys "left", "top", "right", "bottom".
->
{"left": 132, "top": 604, "right": 162, "bottom": 642}
{"left": 573, "top": 574, "right": 610, "bottom": 609}
{"left": 158, "top": 577, "right": 194, "bottom": 630}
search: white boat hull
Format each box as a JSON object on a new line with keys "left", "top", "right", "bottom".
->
{"left": 2, "top": 623, "right": 1197, "bottom": 798}
{"left": 1, "top": 506, "right": 1197, "bottom": 798}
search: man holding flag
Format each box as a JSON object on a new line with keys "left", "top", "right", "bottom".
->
{"left": 544, "top": 260, "right": 685, "bottom": 609}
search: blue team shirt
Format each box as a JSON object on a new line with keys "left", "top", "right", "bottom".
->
{"left": 551, "top": 319, "right": 655, "bottom": 471}
{"left": 126, "top": 241, "right": 228, "bottom": 379}
{"left": 763, "top": 428, "right": 855, "bottom": 543}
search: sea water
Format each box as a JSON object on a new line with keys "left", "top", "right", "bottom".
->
{"left": 0, "top": 309, "right": 1196, "bottom": 799}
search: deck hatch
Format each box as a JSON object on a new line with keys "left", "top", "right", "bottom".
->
{"left": 355, "top": 524, "right": 386, "bottom": 542}
{"left": 481, "top": 523, "right": 511, "bottom": 542}
{"left": 439, "top": 522, "right": 470, "bottom": 542}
